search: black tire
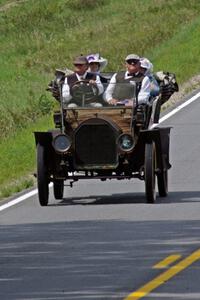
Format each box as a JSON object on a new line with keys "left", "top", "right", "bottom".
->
{"left": 53, "top": 180, "right": 64, "bottom": 199}
{"left": 157, "top": 170, "right": 168, "bottom": 197}
{"left": 37, "top": 143, "right": 49, "bottom": 206}
{"left": 145, "top": 142, "right": 156, "bottom": 203}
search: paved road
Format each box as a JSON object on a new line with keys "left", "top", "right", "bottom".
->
{"left": 1, "top": 93, "right": 200, "bottom": 300}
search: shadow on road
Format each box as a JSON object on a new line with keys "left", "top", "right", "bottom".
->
{"left": 51, "top": 192, "right": 146, "bottom": 206}
{"left": 158, "top": 190, "right": 200, "bottom": 204}
{"left": 49, "top": 190, "right": 200, "bottom": 206}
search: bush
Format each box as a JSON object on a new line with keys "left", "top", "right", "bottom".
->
{"left": 38, "top": 94, "right": 54, "bottom": 115}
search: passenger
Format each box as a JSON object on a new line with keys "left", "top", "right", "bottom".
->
{"left": 62, "top": 55, "right": 104, "bottom": 107}
{"left": 139, "top": 57, "right": 160, "bottom": 97}
{"left": 104, "top": 54, "right": 151, "bottom": 106}
{"left": 87, "top": 53, "right": 107, "bottom": 73}
{"left": 87, "top": 53, "right": 108, "bottom": 83}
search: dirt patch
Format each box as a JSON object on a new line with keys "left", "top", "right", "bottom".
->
{"left": 0, "top": 0, "right": 28, "bottom": 12}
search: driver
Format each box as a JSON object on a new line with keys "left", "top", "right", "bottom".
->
{"left": 62, "top": 55, "right": 104, "bottom": 107}
{"left": 104, "top": 54, "right": 151, "bottom": 106}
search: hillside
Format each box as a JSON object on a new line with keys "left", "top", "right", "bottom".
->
{"left": 1, "top": 0, "right": 200, "bottom": 198}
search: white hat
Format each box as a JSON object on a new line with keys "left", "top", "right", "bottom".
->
{"left": 87, "top": 53, "right": 108, "bottom": 71}
{"left": 140, "top": 57, "right": 153, "bottom": 72}
{"left": 125, "top": 54, "right": 140, "bottom": 61}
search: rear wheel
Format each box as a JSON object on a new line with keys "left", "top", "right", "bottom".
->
{"left": 157, "top": 170, "right": 168, "bottom": 197}
{"left": 145, "top": 142, "right": 156, "bottom": 203}
{"left": 37, "top": 144, "right": 49, "bottom": 206}
{"left": 53, "top": 180, "right": 64, "bottom": 199}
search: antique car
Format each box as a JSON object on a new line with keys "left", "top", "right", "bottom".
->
{"left": 34, "top": 70, "right": 177, "bottom": 206}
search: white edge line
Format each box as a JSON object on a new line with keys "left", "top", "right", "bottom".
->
{"left": 1, "top": 91, "right": 200, "bottom": 212}
{"left": 159, "top": 91, "right": 200, "bottom": 124}
{"left": 0, "top": 189, "right": 38, "bottom": 212}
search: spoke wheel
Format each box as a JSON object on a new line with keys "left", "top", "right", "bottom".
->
{"left": 157, "top": 169, "right": 168, "bottom": 197}
{"left": 37, "top": 144, "right": 49, "bottom": 206}
{"left": 145, "top": 142, "right": 156, "bottom": 203}
{"left": 53, "top": 180, "right": 64, "bottom": 200}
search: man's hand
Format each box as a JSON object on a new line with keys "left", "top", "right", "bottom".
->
{"left": 108, "top": 98, "right": 118, "bottom": 105}
{"left": 89, "top": 79, "right": 97, "bottom": 86}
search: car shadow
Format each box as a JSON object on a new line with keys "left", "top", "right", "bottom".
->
{"left": 49, "top": 190, "right": 200, "bottom": 206}
{"left": 50, "top": 192, "right": 146, "bottom": 206}
{"left": 157, "top": 190, "right": 200, "bottom": 204}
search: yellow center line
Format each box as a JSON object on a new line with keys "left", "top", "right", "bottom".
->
{"left": 123, "top": 249, "right": 200, "bottom": 300}
{"left": 153, "top": 254, "right": 182, "bottom": 269}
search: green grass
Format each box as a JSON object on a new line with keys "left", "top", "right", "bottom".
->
{"left": 150, "top": 17, "right": 200, "bottom": 81}
{"left": 0, "top": 0, "right": 12, "bottom": 6}
{"left": 1, "top": 0, "right": 200, "bottom": 198}
{"left": 1, "top": 0, "right": 200, "bottom": 118}
{"left": 0, "top": 114, "right": 54, "bottom": 199}
{"left": 0, "top": 114, "right": 52, "bottom": 184}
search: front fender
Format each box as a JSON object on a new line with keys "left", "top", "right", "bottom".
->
{"left": 34, "top": 131, "right": 52, "bottom": 147}
{"left": 140, "top": 127, "right": 172, "bottom": 171}
{"left": 34, "top": 130, "right": 61, "bottom": 147}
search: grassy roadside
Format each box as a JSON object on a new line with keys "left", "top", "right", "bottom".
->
{"left": 150, "top": 17, "right": 200, "bottom": 82}
{"left": 1, "top": 0, "right": 200, "bottom": 127}
{"left": 1, "top": 0, "right": 200, "bottom": 200}
{"left": 0, "top": 115, "right": 54, "bottom": 199}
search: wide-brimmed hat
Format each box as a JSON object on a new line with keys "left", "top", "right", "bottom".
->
{"left": 87, "top": 53, "right": 108, "bottom": 71}
{"left": 73, "top": 55, "right": 88, "bottom": 65}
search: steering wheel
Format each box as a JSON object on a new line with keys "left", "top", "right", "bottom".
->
{"left": 70, "top": 80, "right": 99, "bottom": 106}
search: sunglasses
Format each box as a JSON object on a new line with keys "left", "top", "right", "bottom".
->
{"left": 126, "top": 59, "right": 139, "bottom": 65}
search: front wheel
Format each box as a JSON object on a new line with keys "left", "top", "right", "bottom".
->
{"left": 53, "top": 180, "right": 64, "bottom": 200}
{"left": 145, "top": 142, "right": 156, "bottom": 203}
{"left": 37, "top": 144, "right": 49, "bottom": 206}
{"left": 157, "top": 170, "right": 168, "bottom": 197}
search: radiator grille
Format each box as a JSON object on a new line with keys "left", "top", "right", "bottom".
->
{"left": 75, "top": 123, "right": 118, "bottom": 168}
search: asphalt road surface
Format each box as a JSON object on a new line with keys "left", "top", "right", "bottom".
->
{"left": 1, "top": 92, "right": 200, "bottom": 300}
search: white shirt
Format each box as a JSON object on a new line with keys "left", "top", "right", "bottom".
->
{"left": 104, "top": 71, "right": 151, "bottom": 104}
{"left": 62, "top": 72, "right": 104, "bottom": 104}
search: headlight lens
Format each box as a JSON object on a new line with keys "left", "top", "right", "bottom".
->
{"left": 118, "top": 134, "right": 134, "bottom": 152}
{"left": 53, "top": 134, "right": 71, "bottom": 153}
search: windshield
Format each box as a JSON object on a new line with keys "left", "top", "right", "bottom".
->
{"left": 64, "top": 75, "right": 137, "bottom": 109}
